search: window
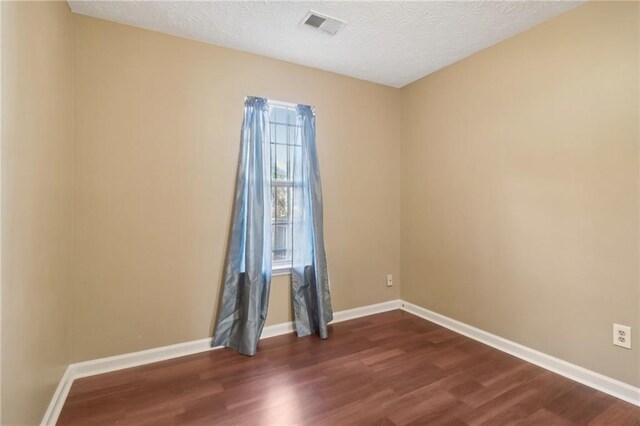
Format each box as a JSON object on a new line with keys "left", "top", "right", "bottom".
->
{"left": 269, "top": 103, "right": 300, "bottom": 272}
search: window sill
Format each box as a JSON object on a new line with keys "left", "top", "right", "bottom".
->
{"left": 272, "top": 263, "right": 292, "bottom": 276}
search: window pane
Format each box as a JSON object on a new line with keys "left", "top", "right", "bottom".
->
{"left": 276, "top": 106, "right": 287, "bottom": 124}
{"left": 291, "top": 145, "right": 302, "bottom": 181}
{"left": 273, "top": 224, "right": 288, "bottom": 261}
{"left": 273, "top": 144, "right": 287, "bottom": 181}
{"left": 288, "top": 145, "right": 297, "bottom": 181}
{"left": 275, "top": 124, "right": 287, "bottom": 144}
{"left": 274, "top": 186, "right": 288, "bottom": 220}
{"left": 270, "top": 146, "right": 276, "bottom": 181}
{"left": 270, "top": 187, "right": 276, "bottom": 220}
{"left": 286, "top": 108, "right": 296, "bottom": 126}
{"left": 287, "top": 122, "right": 294, "bottom": 146}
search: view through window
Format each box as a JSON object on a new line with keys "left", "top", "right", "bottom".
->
{"left": 269, "top": 103, "right": 300, "bottom": 268}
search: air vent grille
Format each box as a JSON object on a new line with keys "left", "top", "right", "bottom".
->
{"left": 304, "top": 14, "right": 326, "bottom": 29}
{"left": 302, "top": 11, "right": 345, "bottom": 36}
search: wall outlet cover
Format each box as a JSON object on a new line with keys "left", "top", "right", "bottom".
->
{"left": 613, "top": 324, "right": 631, "bottom": 349}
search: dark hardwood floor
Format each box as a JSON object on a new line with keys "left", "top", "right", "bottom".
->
{"left": 58, "top": 310, "right": 640, "bottom": 425}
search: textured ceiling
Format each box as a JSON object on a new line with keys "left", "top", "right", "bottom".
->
{"left": 67, "top": 1, "right": 583, "bottom": 88}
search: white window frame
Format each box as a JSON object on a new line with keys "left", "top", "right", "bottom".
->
{"left": 268, "top": 100, "right": 300, "bottom": 275}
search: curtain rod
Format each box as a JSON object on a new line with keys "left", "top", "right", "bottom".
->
{"left": 268, "top": 99, "right": 299, "bottom": 108}
{"left": 245, "top": 96, "right": 313, "bottom": 109}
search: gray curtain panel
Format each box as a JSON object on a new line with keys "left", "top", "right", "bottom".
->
{"left": 291, "top": 105, "right": 333, "bottom": 338}
{"left": 212, "top": 96, "right": 272, "bottom": 356}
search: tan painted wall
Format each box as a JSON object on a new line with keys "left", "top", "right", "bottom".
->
{"left": 401, "top": 1, "right": 639, "bottom": 387}
{"left": 2, "top": 3, "right": 638, "bottom": 421}
{"left": 72, "top": 15, "right": 402, "bottom": 362}
{"left": 1, "top": 1, "right": 74, "bottom": 424}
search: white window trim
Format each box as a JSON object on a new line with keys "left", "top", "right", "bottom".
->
{"left": 272, "top": 262, "right": 292, "bottom": 276}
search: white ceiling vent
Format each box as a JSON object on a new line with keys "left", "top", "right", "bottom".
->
{"left": 301, "top": 11, "right": 346, "bottom": 36}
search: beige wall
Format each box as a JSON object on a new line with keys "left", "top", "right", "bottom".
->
{"left": 72, "top": 15, "right": 402, "bottom": 362}
{"left": 2, "top": 2, "right": 639, "bottom": 421}
{"left": 401, "top": 1, "right": 639, "bottom": 387}
{"left": 1, "top": 1, "right": 74, "bottom": 424}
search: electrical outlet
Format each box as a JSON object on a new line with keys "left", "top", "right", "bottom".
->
{"left": 386, "top": 274, "right": 393, "bottom": 287}
{"left": 613, "top": 324, "right": 631, "bottom": 349}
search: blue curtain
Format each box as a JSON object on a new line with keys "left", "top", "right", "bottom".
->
{"left": 291, "top": 105, "right": 333, "bottom": 338}
{"left": 212, "top": 96, "right": 272, "bottom": 356}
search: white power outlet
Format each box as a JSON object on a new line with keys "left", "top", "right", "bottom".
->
{"left": 386, "top": 274, "right": 393, "bottom": 287}
{"left": 613, "top": 324, "right": 631, "bottom": 349}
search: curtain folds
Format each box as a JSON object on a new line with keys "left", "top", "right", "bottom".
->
{"left": 212, "top": 96, "right": 272, "bottom": 356}
{"left": 213, "top": 99, "right": 333, "bottom": 355}
{"left": 291, "top": 105, "right": 333, "bottom": 339}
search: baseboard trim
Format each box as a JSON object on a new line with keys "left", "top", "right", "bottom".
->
{"left": 41, "top": 299, "right": 401, "bottom": 425}
{"left": 259, "top": 299, "right": 402, "bottom": 339}
{"left": 400, "top": 301, "right": 640, "bottom": 407}
{"left": 333, "top": 299, "right": 402, "bottom": 323}
{"left": 42, "top": 297, "right": 638, "bottom": 424}
{"left": 40, "top": 366, "right": 74, "bottom": 426}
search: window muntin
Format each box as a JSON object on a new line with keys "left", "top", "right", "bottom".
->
{"left": 269, "top": 104, "right": 300, "bottom": 268}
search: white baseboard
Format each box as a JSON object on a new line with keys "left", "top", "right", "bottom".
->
{"left": 400, "top": 301, "right": 640, "bottom": 407}
{"left": 41, "top": 299, "right": 401, "bottom": 425}
{"left": 333, "top": 299, "right": 402, "bottom": 323}
{"left": 42, "top": 298, "right": 638, "bottom": 425}
{"left": 260, "top": 299, "right": 402, "bottom": 339}
{"left": 73, "top": 337, "right": 217, "bottom": 380}
{"left": 40, "top": 366, "right": 74, "bottom": 426}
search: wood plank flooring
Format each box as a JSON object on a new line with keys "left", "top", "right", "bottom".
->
{"left": 58, "top": 310, "right": 640, "bottom": 425}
